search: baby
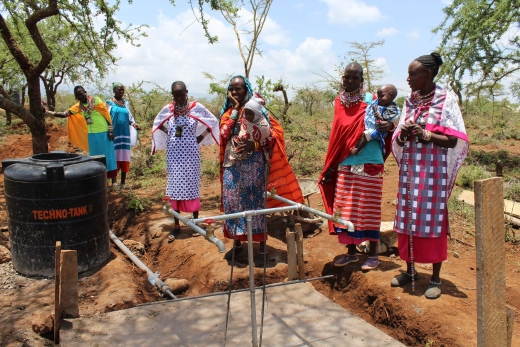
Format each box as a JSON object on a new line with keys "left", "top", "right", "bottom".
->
{"left": 351, "top": 84, "right": 400, "bottom": 156}
{"left": 222, "top": 95, "right": 272, "bottom": 167}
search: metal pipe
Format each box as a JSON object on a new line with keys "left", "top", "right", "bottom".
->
{"left": 136, "top": 275, "right": 335, "bottom": 307}
{"left": 246, "top": 215, "right": 258, "bottom": 347}
{"left": 267, "top": 191, "right": 355, "bottom": 231}
{"left": 163, "top": 206, "right": 226, "bottom": 253}
{"left": 109, "top": 230, "right": 177, "bottom": 299}
{"left": 191, "top": 205, "right": 300, "bottom": 224}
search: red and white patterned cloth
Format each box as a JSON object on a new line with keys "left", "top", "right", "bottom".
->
{"left": 392, "top": 85, "right": 469, "bottom": 238}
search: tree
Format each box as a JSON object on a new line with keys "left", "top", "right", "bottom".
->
{"left": 315, "top": 40, "right": 385, "bottom": 93}
{"left": 38, "top": 16, "right": 131, "bottom": 111}
{"left": 433, "top": 0, "right": 520, "bottom": 103}
{"left": 219, "top": 0, "right": 273, "bottom": 78}
{"left": 0, "top": 0, "right": 226, "bottom": 154}
{"left": 345, "top": 40, "right": 385, "bottom": 93}
{"left": 0, "top": 1, "right": 146, "bottom": 154}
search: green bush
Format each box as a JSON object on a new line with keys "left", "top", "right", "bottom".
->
{"left": 504, "top": 178, "right": 520, "bottom": 201}
{"left": 202, "top": 158, "right": 219, "bottom": 180}
{"left": 456, "top": 165, "right": 493, "bottom": 189}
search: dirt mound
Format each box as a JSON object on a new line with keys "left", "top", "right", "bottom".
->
{"left": 0, "top": 123, "right": 519, "bottom": 347}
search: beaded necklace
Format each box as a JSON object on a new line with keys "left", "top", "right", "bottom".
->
{"left": 79, "top": 95, "right": 95, "bottom": 113}
{"left": 411, "top": 87, "right": 435, "bottom": 108}
{"left": 112, "top": 97, "right": 125, "bottom": 107}
{"left": 339, "top": 88, "right": 363, "bottom": 108}
{"left": 169, "top": 101, "right": 191, "bottom": 117}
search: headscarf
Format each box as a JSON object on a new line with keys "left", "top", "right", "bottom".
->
{"left": 112, "top": 82, "right": 124, "bottom": 90}
{"left": 219, "top": 75, "right": 270, "bottom": 124}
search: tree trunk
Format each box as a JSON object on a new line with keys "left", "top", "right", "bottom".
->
{"left": 30, "top": 122, "right": 49, "bottom": 154}
{"left": 6, "top": 111, "right": 12, "bottom": 126}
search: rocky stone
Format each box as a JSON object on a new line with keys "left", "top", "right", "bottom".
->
{"left": 164, "top": 278, "right": 189, "bottom": 295}
{"left": 122, "top": 240, "right": 145, "bottom": 255}
{"left": 0, "top": 245, "right": 11, "bottom": 264}
{"left": 31, "top": 313, "right": 54, "bottom": 336}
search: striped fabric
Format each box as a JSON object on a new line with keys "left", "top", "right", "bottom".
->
{"left": 333, "top": 167, "right": 382, "bottom": 245}
{"left": 265, "top": 116, "right": 304, "bottom": 207}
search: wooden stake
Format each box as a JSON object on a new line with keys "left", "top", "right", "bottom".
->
{"left": 286, "top": 228, "right": 298, "bottom": 281}
{"left": 475, "top": 177, "right": 506, "bottom": 347}
{"left": 294, "top": 223, "right": 305, "bottom": 280}
{"left": 60, "top": 250, "right": 79, "bottom": 318}
{"left": 54, "top": 241, "right": 61, "bottom": 345}
{"left": 506, "top": 305, "right": 515, "bottom": 347}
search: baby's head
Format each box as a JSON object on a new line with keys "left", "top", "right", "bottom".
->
{"left": 244, "top": 94, "right": 264, "bottom": 122}
{"left": 377, "top": 84, "right": 397, "bottom": 106}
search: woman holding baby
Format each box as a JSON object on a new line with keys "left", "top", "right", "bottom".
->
{"left": 219, "top": 75, "right": 303, "bottom": 266}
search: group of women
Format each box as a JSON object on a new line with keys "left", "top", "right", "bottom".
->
{"left": 320, "top": 52, "right": 469, "bottom": 300}
{"left": 150, "top": 76, "right": 303, "bottom": 263}
{"left": 48, "top": 84, "right": 140, "bottom": 190}
{"left": 53, "top": 51, "right": 468, "bottom": 300}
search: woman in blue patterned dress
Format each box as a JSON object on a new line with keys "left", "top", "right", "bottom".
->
{"left": 106, "top": 82, "right": 140, "bottom": 189}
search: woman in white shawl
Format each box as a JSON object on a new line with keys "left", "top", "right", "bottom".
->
{"left": 152, "top": 81, "right": 220, "bottom": 241}
{"left": 390, "top": 53, "right": 469, "bottom": 299}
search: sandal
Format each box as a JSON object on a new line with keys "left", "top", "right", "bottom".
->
{"left": 424, "top": 281, "right": 442, "bottom": 299}
{"left": 168, "top": 225, "right": 180, "bottom": 243}
{"left": 334, "top": 254, "right": 359, "bottom": 267}
{"left": 361, "top": 256, "right": 380, "bottom": 271}
{"left": 390, "top": 272, "right": 419, "bottom": 287}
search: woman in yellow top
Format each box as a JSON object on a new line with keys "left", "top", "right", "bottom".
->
{"left": 48, "top": 86, "right": 117, "bottom": 175}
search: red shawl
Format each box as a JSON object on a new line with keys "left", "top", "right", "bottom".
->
{"left": 318, "top": 97, "right": 367, "bottom": 234}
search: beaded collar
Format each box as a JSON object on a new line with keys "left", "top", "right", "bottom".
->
{"left": 169, "top": 102, "right": 190, "bottom": 117}
{"left": 411, "top": 87, "right": 435, "bottom": 108}
{"left": 339, "top": 88, "right": 364, "bottom": 108}
{"left": 111, "top": 97, "right": 125, "bottom": 107}
{"left": 79, "top": 95, "right": 95, "bottom": 113}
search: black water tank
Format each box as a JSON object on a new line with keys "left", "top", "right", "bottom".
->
{"left": 2, "top": 153, "right": 110, "bottom": 277}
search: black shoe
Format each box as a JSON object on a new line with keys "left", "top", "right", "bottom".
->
{"left": 390, "top": 272, "right": 419, "bottom": 287}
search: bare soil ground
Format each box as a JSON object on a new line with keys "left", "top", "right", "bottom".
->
{"left": 0, "top": 122, "right": 519, "bottom": 347}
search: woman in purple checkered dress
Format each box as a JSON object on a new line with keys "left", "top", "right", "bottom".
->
{"left": 390, "top": 53, "right": 469, "bottom": 299}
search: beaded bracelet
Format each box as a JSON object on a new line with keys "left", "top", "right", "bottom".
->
{"left": 422, "top": 130, "right": 432, "bottom": 142}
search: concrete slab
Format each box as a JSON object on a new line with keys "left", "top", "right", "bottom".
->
{"left": 61, "top": 282, "right": 405, "bottom": 347}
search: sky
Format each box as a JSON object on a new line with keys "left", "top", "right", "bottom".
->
{"left": 102, "top": 0, "right": 453, "bottom": 98}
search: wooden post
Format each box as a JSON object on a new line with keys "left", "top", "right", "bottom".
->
{"left": 506, "top": 305, "right": 515, "bottom": 347}
{"left": 475, "top": 177, "right": 507, "bottom": 347}
{"left": 54, "top": 241, "right": 61, "bottom": 345}
{"left": 60, "top": 250, "right": 79, "bottom": 318}
{"left": 294, "top": 223, "right": 305, "bottom": 280}
{"left": 286, "top": 228, "right": 298, "bottom": 280}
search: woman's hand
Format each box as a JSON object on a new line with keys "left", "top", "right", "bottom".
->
{"left": 376, "top": 120, "right": 395, "bottom": 132}
{"left": 411, "top": 123, "right": 426, "bottom": 139}
{"left": 236, "top": 140, "right": 255, "bottom": 153}
{"left": 399, "top": 122, "right": 414, "bottom": 140}
{"left": 228, "top": 91, "right": 240, "bottom": 110}
{"left": 320, "top": 167, "right": 335, "bottom": 183}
